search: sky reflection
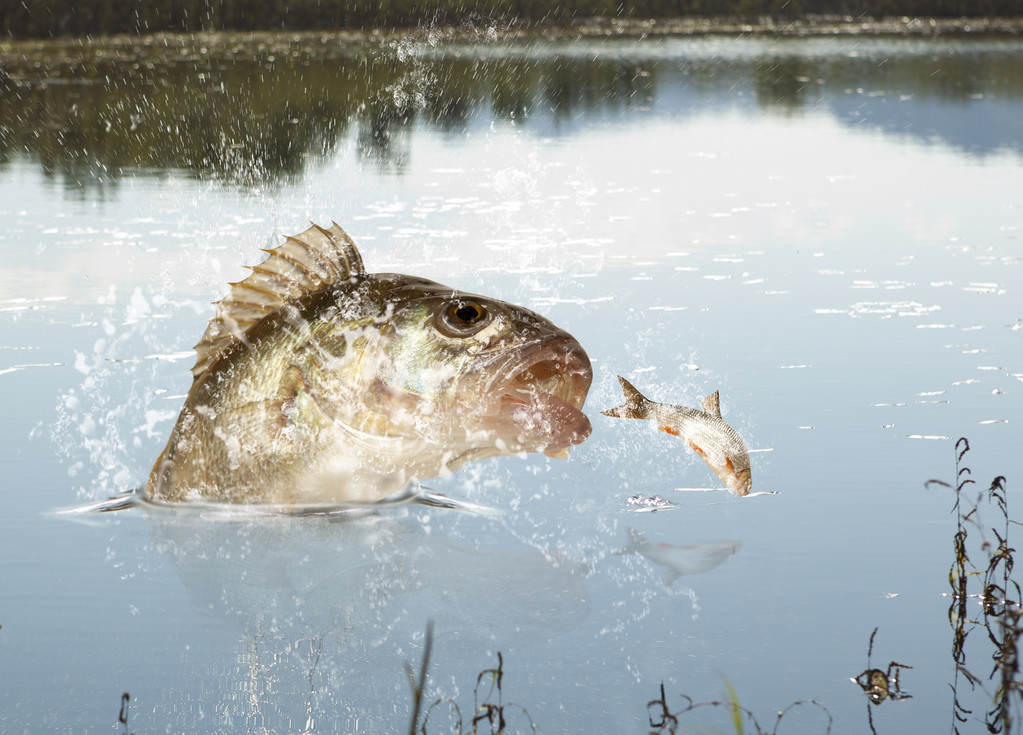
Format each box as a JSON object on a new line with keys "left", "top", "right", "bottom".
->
{"left": 0, "top": 32, "right": 1021, "bottom": 735}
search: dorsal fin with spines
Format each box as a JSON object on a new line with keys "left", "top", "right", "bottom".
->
{"left": 191, "top": 221, "right": 366, "bottom": 379}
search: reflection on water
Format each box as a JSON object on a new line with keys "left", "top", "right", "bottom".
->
{"left": 146, "top": 507, "right": 590, "bottom": 647}
{"left": 937, "top": 439, "right": 1022, "bottom": 735}
{"left": 851, "top": 627, "right": 913, "bottom": 735}
{"left": 646, "top": 679, "right": 834, "bottom": 735}
{"left": 615, "top": 528, "right": 740, "bottom": 586}
{"left": 2, "top": 34, "right": 1022, "bottom": 195}
{"left": 142, "top": 507, "right": 589, "bottom": 731}
{"left": 2, "top": 29, "right": 1023, "bottom": 735}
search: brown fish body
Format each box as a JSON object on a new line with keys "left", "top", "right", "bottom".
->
{"left": 603, "top": 376, "right": 752, "bottom": 495}
{"left": 145, "top": 223, "right": 593, "bottom": 506}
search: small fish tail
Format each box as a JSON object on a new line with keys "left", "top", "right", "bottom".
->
{"left": 613, "top": 527, "right": 647, "bottom": 556}
{"left": 601, "top": 376, "right": 652, "bottom": 419}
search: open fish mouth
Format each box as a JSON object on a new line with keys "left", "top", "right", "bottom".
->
{"left": 491, "top": 336, "right": 593, "bottom": 458}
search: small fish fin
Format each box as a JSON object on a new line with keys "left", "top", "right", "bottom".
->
{"left": 191, "top": 222, "right": 366, "bottom": 380}
{"left": 700, "top": 390, "right": 722, "bottom": 418}
{"left": 601, "top": 375, "right": 651, "bottom": 419}
{"left": 662, "top": 569, "right": 681, "bottom": 586}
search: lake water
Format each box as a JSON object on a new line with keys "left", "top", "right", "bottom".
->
{"left": 1, "top": 30, "right": 1022, "bottom": 734}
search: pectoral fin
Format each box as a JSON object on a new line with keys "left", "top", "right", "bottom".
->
{"left": 215, "top": 365, "right": 330, "bottom": 451}
{"left": 215, "top": 400, "right": 291, "bottom": 452}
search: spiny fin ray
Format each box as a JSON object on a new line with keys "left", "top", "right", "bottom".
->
{"left": 191, "top": 222, "right": 366, "bottom": 380}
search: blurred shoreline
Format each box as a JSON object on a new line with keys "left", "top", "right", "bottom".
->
{"left": 2, "top": 14, "right": 1023, "bottom": 50}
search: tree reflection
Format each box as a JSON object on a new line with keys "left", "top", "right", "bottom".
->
{"left": 1, "top": 35, "right": 1021, "bottom": 196}
{"left": 753, "top": 57, "right": 815, "bottom": 114}
{"left": 357, "top": 106, "right": 413, "bottom": 174}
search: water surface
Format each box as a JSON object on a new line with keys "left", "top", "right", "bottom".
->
{"left": 1, "top": 31, "right": 1022, "bottom": 734}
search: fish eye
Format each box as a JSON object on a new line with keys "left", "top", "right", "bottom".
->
{"left": 437, "top": 300, "right": 492, "bottom": 337}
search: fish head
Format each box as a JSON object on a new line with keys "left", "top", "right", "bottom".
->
{"left": 725, "top": 466, "right": 753, "bottom": 496}
{"left": 351, "top": 276, "right": 593, "bottom": 467}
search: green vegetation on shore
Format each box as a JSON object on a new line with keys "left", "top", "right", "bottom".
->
{"left": 3, "top": 0, "right": 1022, "bottom": 39}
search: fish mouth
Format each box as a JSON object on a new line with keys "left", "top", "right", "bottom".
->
{"left": 729, "top": 468, "right": 753, "bottom": 496}
{"left": 488, "top": 336, "right": 593, "bottom": 458}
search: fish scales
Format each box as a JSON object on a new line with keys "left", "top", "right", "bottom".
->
{"left": 602, "top": 376, "right": 752, "bottom": 495}
{"left": 145, "top": 222, "right": 593, "bottom": 507}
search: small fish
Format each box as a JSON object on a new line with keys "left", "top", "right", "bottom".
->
{"left": 144, "top": 222, "right": 593, "bottom": 506}
{"left": 615, "top": 528, "right": 741, "bottom": 585}
{"left": 602, "top": 376, "right": 752, "bottom": 495}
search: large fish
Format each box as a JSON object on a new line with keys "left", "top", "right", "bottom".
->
{"left": 602, "top": 376, "right": 752, "bottom": 495}
{"left": 143, "top": 222, "right": 593, "bottom": 506}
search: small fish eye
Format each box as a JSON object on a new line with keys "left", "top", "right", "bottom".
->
{"left": 438, "top": 300, "right": 492, "bottom": 336}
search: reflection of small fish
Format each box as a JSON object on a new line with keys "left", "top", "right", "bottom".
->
{"left": 602, "top": 376, "right": 752, "bottom": 496}
{"left": 144, "top": 222, "right": 593, "bottom": 506}
{"left": 615, "top": 528, "right": 740, "bottom": 586}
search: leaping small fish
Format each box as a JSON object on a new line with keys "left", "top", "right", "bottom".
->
{"left": 138, "top": 221, "right": 593, "bottom": 507}
{"left": 602, "top": 376, "right": 752, "bottom": 495}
